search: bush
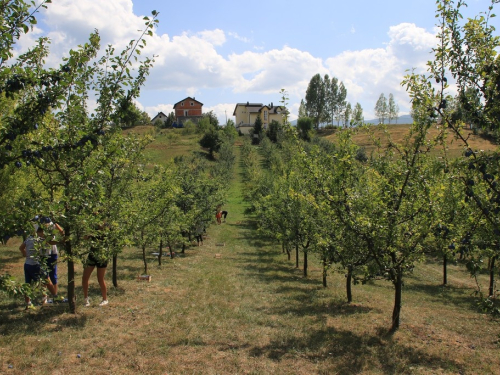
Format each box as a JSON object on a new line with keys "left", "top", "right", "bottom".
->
{"left": 182, "top": 120, "right": 197, "bottom": 135}
{"left": 355, "top": 147, "right": 368, "bottom": 163}
{"left": 199, "top": 129, "right": 222, "bottom": 158}
{"left": 297, "top": 117, "right": 314, "bottom": 141}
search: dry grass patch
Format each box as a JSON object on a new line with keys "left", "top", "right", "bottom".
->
{"left": 323, "top": 124, "right": 499, "bottom": 158}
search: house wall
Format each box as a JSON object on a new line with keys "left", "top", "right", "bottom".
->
{"left": 152, "top": 113, "right": 168, "bottom": 124}
{"left": 174, "top": 99, "right": 203, "bottom": 121}
{"left": 268, "top": 111, "right": 283, "bottom": 126}
{"left": 234, "top": 105, "right": 251, "bottom": 126}
{"left": 234, "top": 103, "right": 284, "bottom": 133}
{"left": 234, "top": 105, "right": 262, "bottom": 126}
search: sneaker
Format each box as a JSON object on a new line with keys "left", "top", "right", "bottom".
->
{"left": 99, "top": 299, "right": 108, "bottom": 306}
{"left": 84, "top": 297, "right": 90, "bottom": 307}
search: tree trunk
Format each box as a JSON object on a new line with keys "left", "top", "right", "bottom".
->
{"left": 65, "top": 226, "right": 76, "bottom": 314}
{"left": 346, "top": 267, "right": 353, "bottom": 303}
{"left": 112, "top": 255, "right": 118, "bottom": 288}
{"left": 322, "top": 256, "right": 327, "bottom": 288}
{"left": 158, "top": 239, "right": 163, "bottom": 266}
{"left": 303, "top": 251, "right": 308, "bottom": 277}
{"left": 168, "top": 242, "right": 174, "bottom": 259}
{"left": 489, "top": 256, "right": 496, "bottom": 297}
{"left": 391, "top": 270, "right": 403, "bottom": 332}
{"left": 443, "top": 254, "right": 447, "bottom": 285}
{"left": 295, "top": 243, "right": 299, "bottom": 268}
{"left": 141, "top": 230, "right": 148, "bottom": 275}
{"left": 142, "top": 244, "right": 147, "bottom": 275}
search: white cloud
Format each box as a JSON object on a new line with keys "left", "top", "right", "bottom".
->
{"left": 228, "top": 32, "right": 251, "bottom": 43}
{"left": 326, "top": 23, "right": 436, "bottom": 119}
{"left": 204, "top": 103, "right": 236, "bottom": 125}
{"left": 42, "top": 0, "right": 144, "bottom": 54}
{"left": 19, "top": 1, "right": 439, "bottom": 123}
{"left": 229, "top": 46, "right": 327, "bottom": 96}
{"left": 198, "top": 29, "right": 226, "bottom": 46}
{"left": 145, "top": 103, "right": 174, "bottom": 118}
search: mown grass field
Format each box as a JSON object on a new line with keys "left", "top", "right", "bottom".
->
{"left": 0, "top": 125, "right": 499, "bottom": 374}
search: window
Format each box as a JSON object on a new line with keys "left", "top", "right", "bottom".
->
{"left": 264, "top": 110, "right": 268, "bottom": 121}
{"left": 190, "top": 102, "right": 194, "bottom": 106}
{"left": 181, "top": 102, "right": 184, "bottom": 106}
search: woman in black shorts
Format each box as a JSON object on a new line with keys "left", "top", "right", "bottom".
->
{"left": 82, "top": 227, "right": 109, "bottom": 307}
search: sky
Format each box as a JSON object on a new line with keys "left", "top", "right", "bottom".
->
{"left": 17, "top": 0, "right": 500, "bottom": 123}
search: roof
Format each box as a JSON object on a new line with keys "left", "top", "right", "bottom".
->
{"left": 233, "top": 102, "right": 285, "bottom": 116}
{"left": 173, "top": 97, "right": 204, "bottom": 108}
{"left": 151, "top": 112, "right": 167, "bottom": 122}
{"left": 233, "top": 102, "right": 263, "bottom": 116}
{"left": 259, "top": 106, "right": 284, "bottom": 114}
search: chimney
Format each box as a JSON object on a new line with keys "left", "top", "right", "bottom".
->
{"left": 271, "top": 102, "right": 273, "bottom": 107}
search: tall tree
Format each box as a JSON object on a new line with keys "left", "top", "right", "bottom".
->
{"left": 324, "top": 76, "right": 338, "bottom": 125}
{"left": 343, "top": 102, "right": 352, "bottom": 128}
{"left": 304, "top": 73, "right": 326, "bottom": 129}
{"left": 375, "top": 93, "right": 389, "bottom": 124}
{"left": 333, "top": 82, "right": 347, "bottom": 126}
{"left": 251, "top": 114, "right": 263, "bottom": 145}
{"left": 112, "top": 101, "right": 150, "bottom": 129}
{"left": 298, "top": 99, "right": 307, "bottom": 119}
{"left": 0, "top": 7, "right": 159, "bottom": 312}
{"left": 202, "top": 110, "right": 219, "bottom": 128}
{"left": 352, "top": 102, "right": 364, "bottom": 126}
{"left": 165, "top": 111, "right": 176, "bottom": 128}
{"left": 388, "top": 93, "right": 399, "bottom": 124}
{"left": 403, "top": 0, "right": 500, "bottom": 315}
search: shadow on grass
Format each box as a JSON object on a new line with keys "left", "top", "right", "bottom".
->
{"left": 235, "top": 246, "right": 377, "bottom": 318}
{"left": 404, "top": 282, "right": 480, "bottom": 310}
{"left": 0, "top": 302, "right": 88, "bottom": 336}
{"left": 249, "top": 325, "right": 464, "bottom": 374}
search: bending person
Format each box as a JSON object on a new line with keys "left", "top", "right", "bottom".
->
{"left": 20, "top": 225, "right": 57, "bottom": 309}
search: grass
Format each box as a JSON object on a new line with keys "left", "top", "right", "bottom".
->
{"left": 123, "top": 126, "right": 204, "bottom": 164}
{"left": 1, "top": 129, "right": 499, "bottom": 374}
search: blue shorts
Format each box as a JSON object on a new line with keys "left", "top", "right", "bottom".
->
{"left": 46, "top": 254, "right": 58, "bottom": 285}
{"left": 24, "top": 263, "right": 42, "bottom": 284}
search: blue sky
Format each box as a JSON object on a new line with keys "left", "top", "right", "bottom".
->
{"left": 20, "top": 0, "right": 500, "bottom": 123}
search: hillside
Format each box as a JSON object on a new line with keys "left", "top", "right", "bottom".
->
{"left": 320, "top": 123, "right": 498, "bottom": 158}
